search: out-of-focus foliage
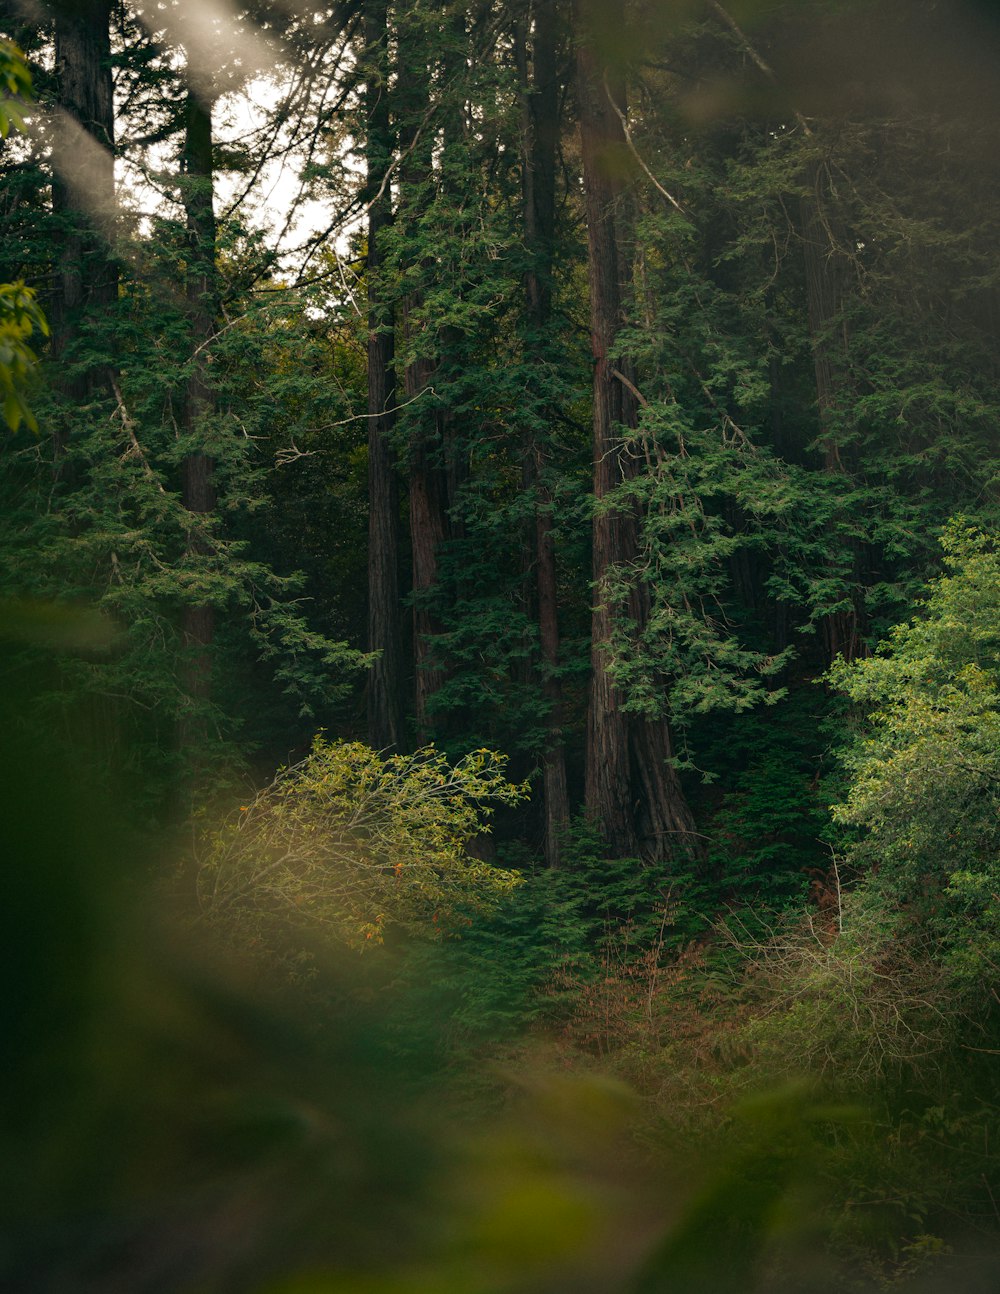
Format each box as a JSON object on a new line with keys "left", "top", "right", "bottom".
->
{"left": 5, "top": 588, "right": 1000, "bottom": 1294}
{"left": 0, "top": 280, "right": 46, "bottom": 432}
{"left": 199, "top": 738, "right": 528, "bottom": 950}
{"left": 1, "top": 693, "right": 445, "bottom": 1292}
{"left": 0, "top": 42, "right": 44, "bottom": 433}
{"left": 0, "top": 37, "right": 30, "bottom": 138}
{"left": 0, "top": 645, "right": 867, "bottom": 1294}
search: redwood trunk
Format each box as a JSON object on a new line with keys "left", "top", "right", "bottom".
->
{"left": 517, "top": 1, "right": 570, "bottom": 866}
{"left": 575, "top": 0, "right": 698, "bottom": 862}
{"left": 406, "top": 389, "right": 448, "bottom": 736}
{"left": 50, "top": 0, "right": 117, "bottom": 424}
{"left": 398, "top": 17, "right": 450, "bottom": 738}
{"left": 364, "top": 0, "right": 403, "bottom": 750}
{"left": 536, "top": 491, "right": 570, "bottom": 865}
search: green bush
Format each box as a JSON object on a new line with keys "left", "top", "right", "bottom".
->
{"left": 829, "top": 522, "right": 1000, "bottom": 1009}
{"left": 198, "top": 737, "right": 526, "bottom": 953}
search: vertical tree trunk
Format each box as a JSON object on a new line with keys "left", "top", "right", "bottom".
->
{"left": 516, "top": 0, "right": 570, "bottom": 866}
{"left": 179, "top": 85, "right": 218, "bottom": 735}
{"left": 395, "top": 30, "right": 442, "bottom": 740}
{"left": 535, "top": 490, "right": 570, "bottom": 864}
{"left": 576, "top": 0, "right": 636, "bottom": 856}
{"left": 575, "top": 0, "right": 698, "bottom": 862}
{"left": 405, "top": 367, "right": 447, "bottom": 739}
{"left": 50, "top": 0, "right": 117, "bottom": 423}
{"left": 364, "top": 0, "right": 403, "bottom": 750}
{"left": 397, "top": 10, "right": 450, "bottom": 739}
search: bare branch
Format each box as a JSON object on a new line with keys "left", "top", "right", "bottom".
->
{"left": 611, "top": 367, "right": 649, "bottom": 408}
{"left": 602, "top": 72, "right": 686, "bottom": 215}
{"left": 706, "top": 0, "right": 813, "bottom": 137}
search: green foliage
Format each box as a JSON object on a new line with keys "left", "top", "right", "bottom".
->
{"left": 683, "top": 692, "right": 837, "bottom": 937}
{"left": 0, "top": 44, "right": 44, "bottom": 434}
{"left": 6, "top": 2, "right": 1000, "bottom": 1284}
{"left": 199, "top": 737, "right": 527, "bottom": 951}
{"left": 0, "top": 218, "right": 370, "bottom": 805}
{"left": 659, "top": 529, "right": 1000, "bottom": 1273}
{"left": 602, "top": 408, "right": 794, "bottom": 727}
{"left": 397, "top": 820, "right": 682, "bottom": 1047}
{"left": 0, "top": 280, "right": 46, "bottom": 433}
{"left": 0, "top": 38, "right": 30, "bottom": 138}
{"left": 829, "top": 523, "right": 1000, "bottom": 1000}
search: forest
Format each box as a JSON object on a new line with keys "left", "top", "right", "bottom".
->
{"left": 2, "top": 0, "right": 1000, "bottom": 1289}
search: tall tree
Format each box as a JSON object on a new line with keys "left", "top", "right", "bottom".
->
{"left": 363, "top": 0, "right": 403, "bottom": 750}
{"left": 395, "top": 3, "right": 452, "bottom": 740}
{"left": 49, "top": 0, "right": 116, "bottom": 422}
{"left": 390, "top": 5, "right": 470, "bottom": 740}
{"left": 516, "top": 0, "right": 570, "bottom": 866}
{"left": 574, "top": 0, "right": 698, "bottom": 861}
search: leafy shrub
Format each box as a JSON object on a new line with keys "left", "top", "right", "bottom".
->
{"left": 829, "top": 522, "right": 1000, "bottom": 1009}
{"left": 727, "top": 908, "right": 953, "bottom": 1088}
{"left": 198, "top": 737, "right": 526, "bottom": 952}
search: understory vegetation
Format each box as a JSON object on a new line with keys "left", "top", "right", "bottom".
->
{"left": 4, "top": 1, "right": 1000, "bottom": 1290}
{"left": 7, "top": 521, "right": 999, "bottom": 1293}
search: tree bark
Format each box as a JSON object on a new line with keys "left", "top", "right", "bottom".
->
{"left": 575, "top": 0, "right": 698, "bottom": 862}
{"left": 364, "top": 0, "right": 403, "bottom": 750}
{"left": 396, "top": 9, "right": 454, "bottom": 740}
{"left": 406, "top": 386, "right": 448, "bottom": 739}
{"left": 49, "top": 0, "right": 117, "bottom": 423}
{"left": 517, "top": 0, "right": 570, "bottom": 867}
{"left": 397, "top": 20, "right": 441, "bottom": 739}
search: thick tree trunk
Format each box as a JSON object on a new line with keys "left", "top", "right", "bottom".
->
{"left": 575, "top": 0, "right": 698, "bottom": 862}
{"left": 50, "top": 0, "right": 117, "bottom": 422}
{"left": 517, "top": 0, "right": 570, "bottom": 866}
{"left": 397, "top": 12, "right": 453, "bottom": 739}
{"left": 179, "top": 87, "right": 218, "bottom": 730}
{"left": 364, "top": 0, "right": 403, "bottom": 750}
{"left": 576, "top": 0, "right": 636, "bottom": 856}
{"left": 406, "top": 384, "right": 448, "bottom": 737}
{"left": 535, "top": 487, "right": 570, "bottom": 865}
{"left": 397, "top": 88, "right": 446, "bottom": 736}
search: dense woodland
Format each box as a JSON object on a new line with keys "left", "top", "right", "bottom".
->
{"left": 3, "top": 0, "right": 1000, "bottom": 1290}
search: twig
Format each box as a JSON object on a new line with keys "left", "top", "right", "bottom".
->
{"left": 984, "top": 1174, "right": 1000, "bottom": 1226}
{"left": 830, "top": 845, "right": 844, "bottom": 934}
{"left": 275, "top": 440, "right": 318, "bottom": 466}
{"left": 313, "top": 385, "right": 436, "bottom": 432}
{"left": 110, "top": 377, "right": 166, "bottom": 492}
